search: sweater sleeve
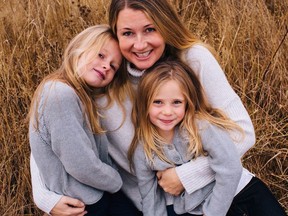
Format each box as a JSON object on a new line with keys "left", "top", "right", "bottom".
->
{"left": 200, "top": 123, "right": 243, "bottom": 216}
{"left": 43, "top": 83, "right": 122, "bottom": 192}
{"left": 30, "top": 154, "right": 62, "bottom": 214}
{"left": 133, "top": 144, "right": 167, "bottom": 216}
{"left": 175, "top": 45, "right": 255, "bottom": 194}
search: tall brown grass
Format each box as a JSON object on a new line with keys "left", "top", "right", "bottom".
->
{"left": 0, "top": 0, "right": 287, "bottom": 215}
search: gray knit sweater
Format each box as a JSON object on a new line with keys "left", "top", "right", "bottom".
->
{"left": 29, "top": 81, "right": 122, "bottom": 204}
{"left": 30, "top": 45, "right": 255, "bottom": 213}
{"left": 133, "top": 122, "right": 243, "bottom": 216}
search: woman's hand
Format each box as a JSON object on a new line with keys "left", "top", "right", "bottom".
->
{"left": 156, "top": 167, "right": 184, "bottom": 196}
{"left": 50, "top": 196, "right": 87, "bottom": 216}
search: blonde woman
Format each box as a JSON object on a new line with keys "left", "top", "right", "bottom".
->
{"left": 129, "top": 60, "right": 286, "bottom": 216}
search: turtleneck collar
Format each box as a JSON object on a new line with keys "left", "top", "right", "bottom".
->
{"left": 127, "top": 62, "right": 146, "bottom": 77}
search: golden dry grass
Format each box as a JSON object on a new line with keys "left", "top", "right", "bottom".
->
{"left": 0, "top": 0, "right": 287, "bottom": 215}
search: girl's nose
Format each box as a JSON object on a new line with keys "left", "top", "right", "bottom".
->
{"left": 102, "top": 61, "right": 110, "bottom": 70}
{"left": 162, "top": 106, "right": 172, "bottom": 115}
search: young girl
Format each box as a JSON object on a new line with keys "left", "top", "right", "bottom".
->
{"left": 129, "top": 60, "right": 286, "bottom": 216}
{"left": 28, "top": 25, "right": 124, "bottom": 216}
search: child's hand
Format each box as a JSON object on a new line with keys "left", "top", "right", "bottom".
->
{"left": 156, "top": 167, "right": 184, "bottom": 196}
{"left": 50, "top": 196, "right": 87, "bottom": 216}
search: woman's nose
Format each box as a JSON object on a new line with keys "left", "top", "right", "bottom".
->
{"left": 133, "top": 35, "right": 147, "bottom": 50}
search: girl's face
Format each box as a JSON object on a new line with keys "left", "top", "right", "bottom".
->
{"left": 78, "top": 39, "right": 122, "bottom": 88}
{"left": 148, "top": 80, "right": 186, "bottom": 140}
{"left": 116, "top": 8, "right": 165, "bottom": 70}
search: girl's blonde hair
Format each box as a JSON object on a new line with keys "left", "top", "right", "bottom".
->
{"left": 28, "top": 24, "right": 126, "bottom": 134}
{"left": 128, "top": 60, "right": 243, "bottom": 167}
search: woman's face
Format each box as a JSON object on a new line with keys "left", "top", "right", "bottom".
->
{"left": 116, "top": 8, "right": 165, "bottom": 70}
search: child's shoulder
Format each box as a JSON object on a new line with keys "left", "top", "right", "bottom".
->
{"left": 42, "top": 81, "right": 79, "bottom": 104}
{"left": 195, "top": 119, "right": 226, "bottom": 137}
{"left": 43, "top": 81, "right": 76, "bottom": 97}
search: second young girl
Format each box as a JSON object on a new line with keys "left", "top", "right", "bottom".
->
{"left": 29, "top": 25, "right": 125, "bottom": 216}
{"left": 129, "top": 61, "right": 286, "bottom": 216}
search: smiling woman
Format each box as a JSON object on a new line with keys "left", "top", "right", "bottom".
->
{"left": 116, "top": 8, "right": 166, "bottom": 70}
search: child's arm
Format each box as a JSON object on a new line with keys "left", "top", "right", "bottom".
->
{"left": 29, "top": 83, "right": 122, "bottom": 212}
{"left": 43, "top": 83, "right": 123, "bottom": 192}
{"left": 133, "top": 144, "right": 168, "bottom": 216}
{"left": 200, "top": 122, "right": 243, "bottom": 216}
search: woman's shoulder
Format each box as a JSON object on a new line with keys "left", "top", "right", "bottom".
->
{"left": 185, "top": 44, "right": 214, "bottom": 59}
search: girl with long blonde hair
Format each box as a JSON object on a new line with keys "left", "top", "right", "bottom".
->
{"left": 29, "top": 25, "right": 125, "bottom": 216}
{"left": 130, "top": 60, "right": 285, "bottom": 216}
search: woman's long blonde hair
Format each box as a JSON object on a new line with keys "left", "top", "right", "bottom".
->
{"left": 108, "top": 0, "right": 215, "bottom": 105}
{"left": 128, "top": 60, "right": 243, "bottom": 167}
{"left": 28, "top": 24, "right": 126, "bottom": 134}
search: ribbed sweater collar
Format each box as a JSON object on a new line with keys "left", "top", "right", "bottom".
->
{"left": 127, "top": 62, "right": 145, "bottom": 77}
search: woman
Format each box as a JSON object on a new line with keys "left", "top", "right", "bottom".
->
{"left": 30, "top": 0, "right": 256, "bottom": 215}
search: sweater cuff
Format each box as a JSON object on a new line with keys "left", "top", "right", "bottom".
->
{"left": 175, "top": 157, "right": 215, "bottom": 194}
{"left": 38, "top": 194, "right": 63, "bottom": 215}
{"left": 30, "top": 154, "right": 63, "bottom": 214}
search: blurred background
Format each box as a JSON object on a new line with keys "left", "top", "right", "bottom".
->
{"left": 0, "top": 0, "right": 287, "bottom": 215}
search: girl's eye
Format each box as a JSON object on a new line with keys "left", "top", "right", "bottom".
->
{"left": 173, "top": 100, "right": 183, "bottom": 105}
{"left": 153, "top": 100, "right": 162, "bottom": 105}
{"left": 146, "top": 27, "right": 156, "bottom": 33}
{"left": 98, "top": 53, "right": 104, "bottom": 59}
{"left": 110, "top": 64, "right": 116, "bottom": 71}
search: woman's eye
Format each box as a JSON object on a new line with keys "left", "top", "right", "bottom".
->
{"left": 146, "top": 27, "right": 156, "bottom": 33}
{"left": 123, "top": 31, "right": 133, "bottom": 36}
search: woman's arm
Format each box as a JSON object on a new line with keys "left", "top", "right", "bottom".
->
{"left": 158, "top": 45, "right": 255, "bottom": 195}
{"left": 30, "top": 154, "right": 86, "bottom": 216}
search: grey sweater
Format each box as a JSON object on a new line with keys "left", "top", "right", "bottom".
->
{"left": 29, "top": 81, "right": 122, "bottom": 204}
{"left": 30, "top": 45, "right": 255, "bottom": 214}
{"left": 133, "top": 121, "right": 243, "bottom": 216}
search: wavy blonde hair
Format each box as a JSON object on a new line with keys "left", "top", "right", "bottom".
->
{"left": 108, "top": 0, "right": 215, "bottom": 109}
{"left": 128, "top": 60, "right": 243, "bottom": 167}
{"left": 28, "top": 24, "right": 126, "bottom": 134}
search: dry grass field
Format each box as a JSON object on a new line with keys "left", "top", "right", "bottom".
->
{"left": 0, "top": 0, "right": 287, "bottom": 215}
